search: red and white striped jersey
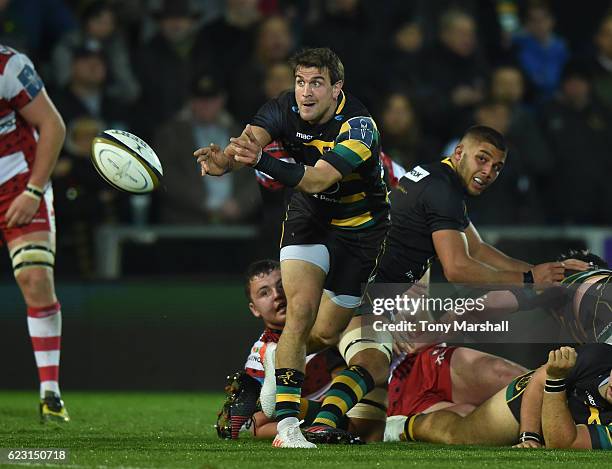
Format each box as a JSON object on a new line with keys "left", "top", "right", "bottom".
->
{"left": 0, "top": 45, "right": 43, "bottom": 188}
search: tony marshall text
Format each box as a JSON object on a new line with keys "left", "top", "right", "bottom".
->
{"left": 374, "top": 320, "right": 509, "bottom": 333}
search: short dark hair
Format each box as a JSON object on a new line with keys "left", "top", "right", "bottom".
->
{"left": 245, "top": 259, "right": 280, "bottom": 301}
{"left": 558, "top": 249, "right": 609, "bottom": 277}
{"left": 463, "top": 125, "right": 508, "bottom": 153}
{"left": 289, "top": 48, "right": 344, "bottom": 85}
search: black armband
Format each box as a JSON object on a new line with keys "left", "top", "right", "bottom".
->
{"left": 254, "top": 151, "right": 305, "bottom": 188}
{"left": 523, "top": 270, "right": 534, "bottom": 286}
{"left": 544, "top": 377, "right": 566, "bottom": 393}
{"left": 518, "top": 431, "right": 544, "bottom": 444}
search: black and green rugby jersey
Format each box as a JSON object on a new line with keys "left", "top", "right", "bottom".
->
{"left": 565, "top": 344, "right": 612, "bottom": 449}
{"left": 251, "top": 90, "right": 389, "bottom": 230}
{"left": 376, "top": 158, "right": 469, "bottom": 283}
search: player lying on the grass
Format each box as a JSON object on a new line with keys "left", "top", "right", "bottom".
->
{"left": 216, "top": 260, "right": 526, "bottom": 441}
{"left": 386, "top": 343, "right": 612, "bottom": 450}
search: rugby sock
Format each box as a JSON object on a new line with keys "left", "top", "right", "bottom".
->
{"left": 298, "top": 398, "right": 321, "bottom": 425}
{"left": 27, "top": 302, "right": 62, "bottom": 399}
{"left": 402, "top": 414, "right": 419, "bottom": 441}
{"left": 312, "top": 365, "right": 375, "bottom": 428}
{"left": 275, "top": 368, "right": 304, "bottom": 421}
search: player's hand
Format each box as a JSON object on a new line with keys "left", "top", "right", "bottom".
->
{"left": 546, "top": 346, "right": 577, "bottom": 379}
{"left": 559, "top": 258, "right": 590, "bottom": 272}
{"left": 6, "top": 192, "right": 41, "bottom": 228}
{"left": 194, "top": 143, "right": 231, "bottom": 176}
{"left": 512, "top": 440, "right": 542, "bottom": 449}
{"left": 531, "top": 262, "right": 566, "bottom": 284}
{"left": 231, "top": 125, "right": 263, "bottom": 167}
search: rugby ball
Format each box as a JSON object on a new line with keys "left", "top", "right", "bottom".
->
{"left": 91, "top": 129, "right": 163, "bottom": 194}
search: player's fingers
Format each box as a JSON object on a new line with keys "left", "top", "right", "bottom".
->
{"left": 245, "top": 124, "right": 260, "bottom": 144}
{"left": 548, "top": 350, "right": 555, "bottom": 364}
{"left": 562, "top": 259, "right": 590, "bottom": 271}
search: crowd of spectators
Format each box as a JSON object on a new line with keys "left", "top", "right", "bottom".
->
{"left": 1, "top": 0, "right": 611, "bottom": 275}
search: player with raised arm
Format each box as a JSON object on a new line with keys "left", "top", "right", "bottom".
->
{"left": 385, "top": 344, "right": 612, "bottom": 450}
{"left": 196, "top": 48, "right": 392, "bottom": 448}
{"left": 0, "top": 45, "right": 68, "bottom": 422}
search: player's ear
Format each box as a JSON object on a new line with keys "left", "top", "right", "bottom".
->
{"left": 248, "top": 302, "right": 261, "bottom": 319}
{"left": 332, "top": 80, "right": 343, "bottom": 99}
{"left": 452, "top": 143, "right": 464, "bottom": 164}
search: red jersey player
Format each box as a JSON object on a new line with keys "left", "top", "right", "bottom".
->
{"left": 0, "top": 45, "right": 67, "bottom": 422}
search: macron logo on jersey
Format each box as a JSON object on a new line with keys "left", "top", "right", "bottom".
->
{"left": 406, "top": 166, "right": 430, "bottom": 182}
{"left": 296, "top": 131, "right": 315, "bottom": 140}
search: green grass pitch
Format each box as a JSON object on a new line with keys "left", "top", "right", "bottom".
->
{"left": 0, "top": 391, "right": 608, "bottom": 468}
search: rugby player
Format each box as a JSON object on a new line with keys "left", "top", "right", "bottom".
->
{"left": 375, "top": 125, "right": 587, "bottom": 287}
{"left": 217, "top": 260, "right": 525, "bottom": 443}
{"left": 196, "top": 48, "right": 391, "bottom": 447}
{"left": 0, "top": 45, "right": 68, "bottom": 422}
{"left": 386, "top": 344, "right": 612, "bottom": 450}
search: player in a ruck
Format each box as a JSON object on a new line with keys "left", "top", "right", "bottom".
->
{"left": 196, "top": 48, "right": 391, "bottom": 447}
{"left": 0, "top": 45, "right": 68, "bottom": 422}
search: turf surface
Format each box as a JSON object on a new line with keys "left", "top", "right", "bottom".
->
{"left": 0, "top": 391, "right": 608, "bottom": 468}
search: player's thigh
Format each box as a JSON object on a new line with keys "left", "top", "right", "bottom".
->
{"left": 280, "top": 258, "right": 326, "bottom": 313}
{"left": 457, "top": 386, "right": 520, "bottom": 445}
{"left": 450, "top": 347, "right": 527, "bottom": 405}
{"left": 310, "top": 292, "right": 354, "bottom": 347}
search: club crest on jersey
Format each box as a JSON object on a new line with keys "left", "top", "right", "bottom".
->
{"left": 346, "top": 116, "right": 374, "bottom": 148}
{"left": 406, "top": 166, "right": 430, "bottom": 182}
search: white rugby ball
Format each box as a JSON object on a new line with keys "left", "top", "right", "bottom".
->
{"left": 91, "top": 129, "right": 163, "bottom": 194}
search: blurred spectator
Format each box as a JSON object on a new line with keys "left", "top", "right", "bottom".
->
{"left": 0, "top": 0, "right": 76, "bottom": 63}
{"left": 51, "top": 44, "right": 128, "bottom": 130}
{"left": 513, "top": 0, "right": 568, "bottom": 103}
{"left": 489, "top": 65, "right": 553, "bottom": 181}
{"left": 134, "top": 0, "right": 201, "bottom": 141}
{"left": 53, "top": 117, "right": 125, "bottom": 277}
{"left": 540, "top": 61, "right": 612, "bottom": 225}
{"left": 52, "top": 1, "right": 140, "bottom": 104}
{"left": 227, "top": 15, "right": 293, "bottom": 125}
{"left": 419, "top": 8, "right": 489, "bottom": 141}
{"left": 378, "top": 92, "right": 439, "bottom": 170}
{"left": 154, "top": 74, "right": 259, "bottom": 224}
{"left": 381, "top": 20, "right": 426, "bottom": 98}
{"left": 193, "top": 0, "right": 260, "bottom": 81}
{"left": 263, "top": 62, "right": 293, "bottom": 100}
{"left": 590, "top": 15, "right": 612, "bottom": 113}
{"left": 302, "top": 0, "right": 377, "bottom": 106}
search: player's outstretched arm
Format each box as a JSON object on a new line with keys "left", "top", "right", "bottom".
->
{"left": 231, "top": 125, "right": 341, "bottom": 193}
{"left": 6, "top": 89, "right": 65, "bottom": 228}
{"left": 465, "top": 223, "right": 533, "bottom": 272}
{"left": 513, "top": 365, "right": 545, "bottom": 448}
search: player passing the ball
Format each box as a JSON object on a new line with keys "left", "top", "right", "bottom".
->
{"left": 0, "top": 45, "right": 68, "bottom": 422}
{"left": 195, "top": 48, "right": 392, "bottom": 448}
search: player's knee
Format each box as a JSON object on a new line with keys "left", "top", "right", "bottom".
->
{"left": 15, "top": 267, "right": 53, "bottom": 297}
{"left": 489, "top": 357, "right": 525, "bottom": 384}
{"left": 309, "top": 328, "right": 341, "bottom": 348}
{"left": 349, "top": 349, "right": 390, "bottom": 386}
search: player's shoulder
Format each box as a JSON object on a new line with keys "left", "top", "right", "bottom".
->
{"left": 400, "top": 159, "right": 457, "bottom": 191}
{"left": 0, "top": 45, "right": 26, "bottom": 74}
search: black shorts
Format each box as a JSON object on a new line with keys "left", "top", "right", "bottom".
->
{"left": 505, "top": 370, "right": 535, "bottom": 421}
{"left": 280, "top": 198, "right": 388, "bottom": 298}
